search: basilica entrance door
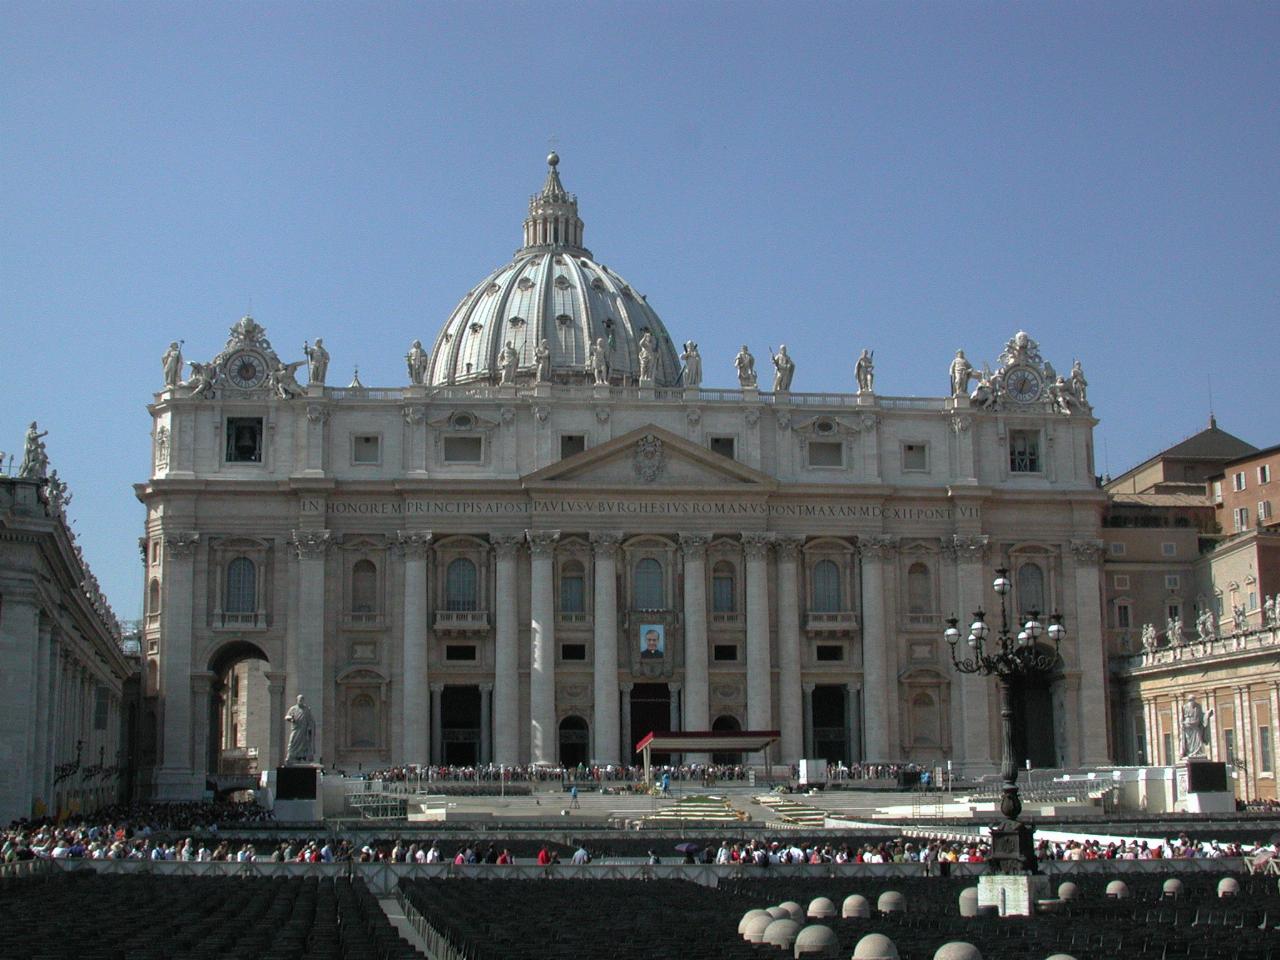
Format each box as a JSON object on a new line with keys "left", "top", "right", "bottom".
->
{"left": 441, "top": 686, "right": 480, "bottom": 766}
{"left": 812, "top": 685, "right": 849, "bottom": 764}
{"left": 1010, "top": 673, "right": 1056, "bottom": 769}
{"left": 630, "top": 683, "right": 671, "bottom": 762}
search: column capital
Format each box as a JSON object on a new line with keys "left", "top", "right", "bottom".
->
{"left": 397, "top": 530, "right": 433, "bottom": 560}
{"left": 742, "top": 531, "right": 775, "bottom": 561}
{"left": 669, "top": 681, "right": 682, "bottom": 693}
{"left": 943, "top": 534, "right": 989, "bottom": 563}
{"left": 1069, "top": 538, "right": 1105, "bottom": 566}
{"left": 526, "top": 529, "right": 561, "bottom": 557}
{"left": 775, "top": 534, "right": 805, "bottom": 561}
{"left": 478, "top": 682, "right": 494, "bottom": 694}
{"left": 858, "top": 534, "right": 899, "bottom": 560}
{"left": 846, "top": 681, "right": 861, "bottom": 694}
{"left": 291, "top": 529, "right": 331, "bottom": 560}
{"left": 620, "top": 682, "right": 634, "bottom": 693}
{"left": 264, "top": 671, "right": 287, "bottom": 690}
{"left": 590, "top": 531, "right": 624, "bottom": 559}
{"left": 190, "top": 671, "right": 216, "bottom": 693}
{"left": 163, "top": 531, "right": 200, "bottom": 559}
{"left": 802, "top": 682, "right": 816, "bottom": 694}
{"left": 491, "top": 534, "right": 523, "bottom": 559}
{"left": 679, "top": 532, "right": 711, "bottom": 560}
{"left": 429, "top": 682, "right": 445, "bottom": 694}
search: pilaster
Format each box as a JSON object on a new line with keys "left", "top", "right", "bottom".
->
{"left": 591, "top": 532, "right": 623, "bottom": 764}
{"left": 743, "top": 532, "right": 774, "bottom": 736}
{"left": 492, "top": 535, "right": 522, "bottom": 764}
{"left": 527, "top": 529, "right": 560, "bottom": 764}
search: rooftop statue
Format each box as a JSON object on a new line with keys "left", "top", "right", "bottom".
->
{"left": 1166, "top": 614, "right": 1185, "bottom": 647}
{"left": 855, "top": 349, "right": 874, "bottom": 394}
{"left": 1196, "top": 608, "right": 1218, "bottom": 642}
{"left": 734, "top": 345, "right": 757, "bottom": 388}
{"left": 19, "top": 422, "right": 49, "bottom": 480}
{"left": 303, "top": 338, "right": 329, "bottom": 385}
{"left": 184, "top": 361, "right": 216, "bottom": 400}
{"left": 270, "top": 360, "right": 306, "bottom": 400}
{"left": 997, "top": 329, "right": 1043, "bottom": 368}
{"left": 161, "top": 341, "right": 184, "bottom": 389}
{"left": 969, "top": 367, "right": 1004, "bottom": 411}
{"left": 680, "top": 341, "right": 702, "bottom": 388}
{"left": 1070, "top": 359, "right": 1088, "bottom": 404}
{"left": 534, "top": 339, "right": 552, "bottom": 383}
{"left": 771, "top": 344, "right": 795, "bottom": 392}
{"left": 637, "top": 330, "right": 656, "bottom": 385}
{"left": 589, "top": 338, "right": 609, "bottom": 386}
{"left": 406, "top": 340, "right": 429, "bottom": 385}
{"left": 949, "top": 350, "right": 974, "bottom": 397}
{"left": 1140, "top": 622, "right": 1158, "bottom": 653}
{"left": 499, "top": 341, "right": 519, "bottom": 385}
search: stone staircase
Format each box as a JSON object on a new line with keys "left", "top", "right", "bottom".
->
{"left": 637, "top": 794, "right": 749, "bottom": 825}
{"left": 753, "top": 794, "right": 827, "bottom": 827}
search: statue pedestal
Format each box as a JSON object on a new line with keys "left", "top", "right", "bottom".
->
{"left": 498, "top": 385, "right": 516, "bottom": 398}
{"left": 533, "top": 383, "right": 552, "bottom": 397}
{"left": 978, "top": 873, "right": 1049, "bottom": 917}
{"left": 683, "top": 387, "right": 701, "bottom": 401}
{"left": 267, "top": 764, "right": 323, "bottom": 822}
{"left": 638, "top": 386, "right": 655, "bottom": 400}
{"left": 1177, "top": 760, "right": 1233, "bottom": 813}
{"left": 404, "top": 384, "right": 428, "bottom": 400}
{"left": 742, "top": 386, "right": 759, "bottom": 400}
{"left": 593, "top": 384, "right": 611, "bottom": 400}
{"left": 855, "top": 393, "right": 876, "bottom": 406}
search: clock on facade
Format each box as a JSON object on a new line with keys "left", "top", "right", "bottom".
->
{"left": 225, "top": 350, "right": 267, "bottom": 389}
{"left": 1005, "top": 365, "right": 1043, "bottom": 403}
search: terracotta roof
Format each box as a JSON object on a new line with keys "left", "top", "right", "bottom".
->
{"left": 1109, "top": 493, "right": 1212, "bottom": 508}
{"left": 1155, "top": 421, "right": 1257, "bottom": 461}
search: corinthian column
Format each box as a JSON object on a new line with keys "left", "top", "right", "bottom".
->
{"left": 398, "top": 531, "right": 432, "bottom": 765}
{"left": 949, "top": 535, "right": 993, "bottom": 770}
{"left": 1069, "top": 538, "right": 1108, "bottom": 764}
{"left": 591, "top": 532, "right": 623, "bottom": 765}
{"left": 291, "top": 529, "right": 330, "bottom": 760}
{"left": 680, "top": 533, "right": 711, "bottom": 753}
{"left": 156, "top": 531, "right": 199, "bottom": 799}
{"left": 491, "top": 535, "right": 522, "bottom": 765}
{"left": 859, "top": 535, "right": 897, "bottom": 761}
{"left": 527, "top": 530, "right": 560, "bottom": 765}
{"left": 743, "top": 532, "right": 774, "bottom": 734}
{"left": 775, "top": 535, "right": 805, "bottom": 763}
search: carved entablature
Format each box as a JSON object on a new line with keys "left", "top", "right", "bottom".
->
{"left": 774, "top": 534, "right": 805, "bottom": 561}
{"left": 306, "top": 404, "right": 330, "bottom": 424}
{"left": 396, "top": 531, "right": 432, "bottom": 561}
{"left": 742, "top": 531, "right": 775, "bottom": 561}
{"left": 679, "top": 532, "right": 710, "bottom": 560}
{"left": 402, "top": 404, "right": 426, "bottom": 426}
{"left": 858, "top": 534, "right": 899, "bottom": 560}
{"left": 164, "top": 531, "right": 200, "bottom": 559}
{"left": 526, "top": 529, "right": 561, "bottom": 558}
{"left": 943, "top": 534, "right": 990, "bottom": 563}
{"left": 292, "top": 529, "right": 331, "bottom": 560}
{"left": 491, "top": 533, "right": 523, "bottom": 560}
{"left": 427, "top": 409, "right": 500, "bottom": 436}
{"left": 1069, "top": 538, "right": 1105, "bottom": 566}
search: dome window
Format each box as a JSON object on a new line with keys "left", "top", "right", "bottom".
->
{"left": 450, "top": 413, "right": 475, "bottom": 431}
{"left": 554, "top": 275, "right": 573, "bottom": 290}
{"left": 816, "top": 418, "right": 836, "bottom": 435}
{"left": 469, "top": 321, "right": 484, "bottom": 334}
{"left": 621, "top": 284, "right": 634, "bottom": 299}
{"left": 555, "top": 314, "right": 572, "bottom": 326}
{"left": 484, "top": 282, "right": 500, "bottom": 296}
{"left": 591, "top": 277, "right": 605, "bottom": 291}
{"left": 509, "top": 316, "right": 526, "bottom": 327}
{"left": 554, "top": 255, "right": 565, "bottom": 264}
{"left": 517, "top": 277, "right": 535, "bottom": 291}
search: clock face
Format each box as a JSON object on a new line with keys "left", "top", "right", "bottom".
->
{"left": 1005, "top": 365, "right": 1043, "bottom": 403}
{"left": 225, "top": 350, "right": 266, "bottom": 389}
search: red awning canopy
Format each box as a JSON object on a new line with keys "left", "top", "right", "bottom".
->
{"left": 633, "top": 730, "right": 780, "bottom": 756}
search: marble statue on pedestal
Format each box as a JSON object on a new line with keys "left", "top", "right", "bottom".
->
{"left": 19, "top": 422, "right": 49, "bottom": 480}
{"left": 1232, "top": 603, "right": 1248, "bottom": 632}
{"left": 162, "top": 342, "right": 184, "bottom": 389}
{"left": 855, "top": 349, "right": 874, "bottom": 394}
{"left": 303, "top": 339, "right": 329, "bottom": 385}
{"left": 270, "top": 360, "right": 306, "bottom": 400}
{"left": 1048, "top": 376, "right": 1077, "bottom": 415}
{"left": 950, "top": 350, "right": 974, "bottom": 397}
{"left": 406, "top": 340, "right": 429, "bottom": 385}
{"left": 1179, "top": 696, "right": 1213, "bottom": 760}
{"left": 1140, "top": 622, "right": 1158, "bottom": 653}
{"left": 1196, "top": 608, "right": 1218, "bottom": 642}
{"left": 970, "top": 368, "right": 1005, "bottom": 411}
{"left": 499, "top": 341, "right": 519, "bottom": 385}
{"left": 734, "top": 345, "right": 757, "bottom": 388}
{"left": 285, "top": 695, "right": 316, "bottom": 763}
{"left": 589, "top": 338, "right": 609, "bottom": 385}
{"left": 184, "top": 361, "right": 216, "bottom": 400}
{"left": 1167, "top": 615, "right": 1185, "bottom": 647}
{"left": 534, "top": 339, "right": 552, "bottom": 383}
{"left": 771, "top": 345, "right": 795, "bottom": 392}
{"left": 680, "top": 341, "right": 702, "bottom": 387}
{"left": 637, "top": 329, "right": 656, "bottom": 384}
{"left": 1070, "top": 359, "right": 1088, "bottom": 404}
{"left": 1265, "top": 595, "right": 1277, "bottom": 628}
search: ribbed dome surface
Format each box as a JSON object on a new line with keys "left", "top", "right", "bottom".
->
{"left": 426, "top": 156, "right": 682, "bottom": 387}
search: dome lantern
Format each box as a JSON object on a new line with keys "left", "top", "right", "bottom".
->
{"left": 521, "top": 152, "right": 589, "bottom": 256}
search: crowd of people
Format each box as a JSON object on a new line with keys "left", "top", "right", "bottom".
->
{"left": 1036, "top": 835, "right": 1252, "bottom": 861}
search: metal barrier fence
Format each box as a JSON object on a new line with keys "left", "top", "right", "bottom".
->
{"left": 28, "top": 856, "right": 1249, "bottom": 895}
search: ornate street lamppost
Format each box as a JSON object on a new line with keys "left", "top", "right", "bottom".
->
{"left": 945, "top": 567, "right": 1065, "bottom": 874}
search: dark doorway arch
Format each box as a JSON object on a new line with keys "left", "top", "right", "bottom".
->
{"left": 559, "top": 715, "right": 589, "bottom": 767}
{"left": 630, "top": 684, "right": 671, "bottom": 761}
{"left": 441, "top": 686, "right": 480, "bottom": 765}
{"left": 711, "top": 714, "right": 741, "bottom": 765}
{"left": 1008, "top": 647, "right": 1061, "bottom": 769}
{"left": 206, "top": 640, "right": 270, "bottom": 786}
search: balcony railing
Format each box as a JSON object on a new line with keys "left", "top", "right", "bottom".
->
{"left": 905, "top": 612, "right": 941, "bottom": 629}
{"left": 344, "top": 612, "right": 384, "bottom": 630}
{"left": 557, "top": 611, "right": 589, "bottom": 625}
{"left": 711, "top": 611, "right": 744, "bottom": 627}
{"left": 805, "top": 611, "right": 860, "bottom": 633}
{"left": 218, "top": 612, "right": 265, "bottom": 629}
{"left": 434, "top": 610, "right": 490, "bottom": 631}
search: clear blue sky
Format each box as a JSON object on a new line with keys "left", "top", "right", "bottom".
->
{"left": 3, "top": 2, "right": 1276, "bottom": 620}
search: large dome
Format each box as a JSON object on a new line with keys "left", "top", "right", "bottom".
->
{"left": 425, "top": 155, "right": 682, "bottom": 387}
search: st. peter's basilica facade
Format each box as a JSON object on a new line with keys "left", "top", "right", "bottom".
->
{"left": 137, "top": 156, "right": 1108, "bottom": 798}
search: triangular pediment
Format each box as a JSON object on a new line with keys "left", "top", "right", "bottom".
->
{"left": 523, "top": 424, "right": 776, "bottom": 490}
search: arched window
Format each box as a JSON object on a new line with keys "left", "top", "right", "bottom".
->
{"left": 350, "top": 694, "right": 377, "bottom": 749}
{"left": 1017, "top": 563, "right": 1046, "bottom": 615}
{"left": 712, "top": 561, "right": 736, "bottom": 613}
{"left": 224, "top": 558, "right": 256, "bottom": 614}
{"left": 911, "top": 692, "right": 940, "bottom": 745}
{"left": 446, "top": 558, "right": 478, "bottom": 611}
{"left": 811, "top": 559, "right": 841, "bottom": 612}
{"left": 560, "top": 560, "right": 585, "bottom": 614}
{"left": 633, "top": 557, "right": 664, "bottom": 610}
{"left": 907, "top": 562, "right": 932, "bottom": 614}
{"left": 147, "top": 578, "right": 160, "bottom": 615}
{"left": 351, "top": 559, "right": 377, "bottom": 613}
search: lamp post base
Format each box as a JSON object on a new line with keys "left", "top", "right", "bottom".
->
{"left": 978, "top": 873, "right": 1050, "bottom": 917}
{"left": 987, "top": 818, "right": 1038, "bottom": 874}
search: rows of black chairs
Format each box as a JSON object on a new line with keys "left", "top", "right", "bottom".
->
{"left": 0, "top": 871, "right": 423, "bottom": 960}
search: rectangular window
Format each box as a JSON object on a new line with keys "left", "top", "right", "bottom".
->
{"left": 1116, "top": 604, "right": 1132, "bottom": 629}
{"left": 560, "top": 643, "right": 587, "bottom": 662}
{"left": 711, "top": 574, "right": 735, "bottom": 613}
{"left": 1109, "top": 542, "right": 1126, "bottom": 556}
{"left": 1224, "top": 729, "right": 1236, "bottom": 764}
{"left": 1165, "top": 574, "right": 1180, "bottom": 590}
{"left": 1212, "top": 480, "right": 1223, "bottom": 504}
{"left": 902, "top": 443, "right": 928, "bottom": 472}
{"left": 1260, "top": 464, "right": 1272, "bottom": 484}
{"left": 1009, "top": 430, "right": 1040, "bottom": 473}
{"left": 1249, "top": 591, "right": 1257, "bottom": 610}
{"left": 93, "top": 685, "right": 108, "bottom": 731}
{"left": 1114, "top": 574, "right": 1130, "bottom": 589}
{"left": 443, "top": 436, "right": 483, "bottom": 463}
{"left": 1233, "top": 506, "right": 1250, "bottom": 531}
{"left": 709, "top": 436, "right": 735, "bottom": 460}
{"left": 1161, "top": 542, "right": 1176, "bottom": 557}
{"left": 352, "top": 434, "right": 380, "bottom": 464}
{"left": 225, "top": 417, "right": 263, "bottom": 463}
{"left": 1167, "top": 603, "right": 1181, "bottom": 623}
{"left": 444, "top": 645, "right": 477, "bottom": 661}
{"left": 1259, "top": 500, "right": 1273, "bottom": 521}
{"left": 1233, "top": 471, "right": 1247, "bottom": 492}
{"left": 815, "top": 644, "right": 844, "bottom": 662}
{"left": 807, "top": 441, "right": 843, "bottom": 468}
{"left": 1259, "top": 725, "right": 1273, "bottom": 774}
{"left": 559, "top": 574, "right": 585, "bottom": 614}
{"left": 560, "top": 434, "right": 586, "bottom": 459}
{"left": 713, "top": 643, "right": 738, "bottom": 662}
